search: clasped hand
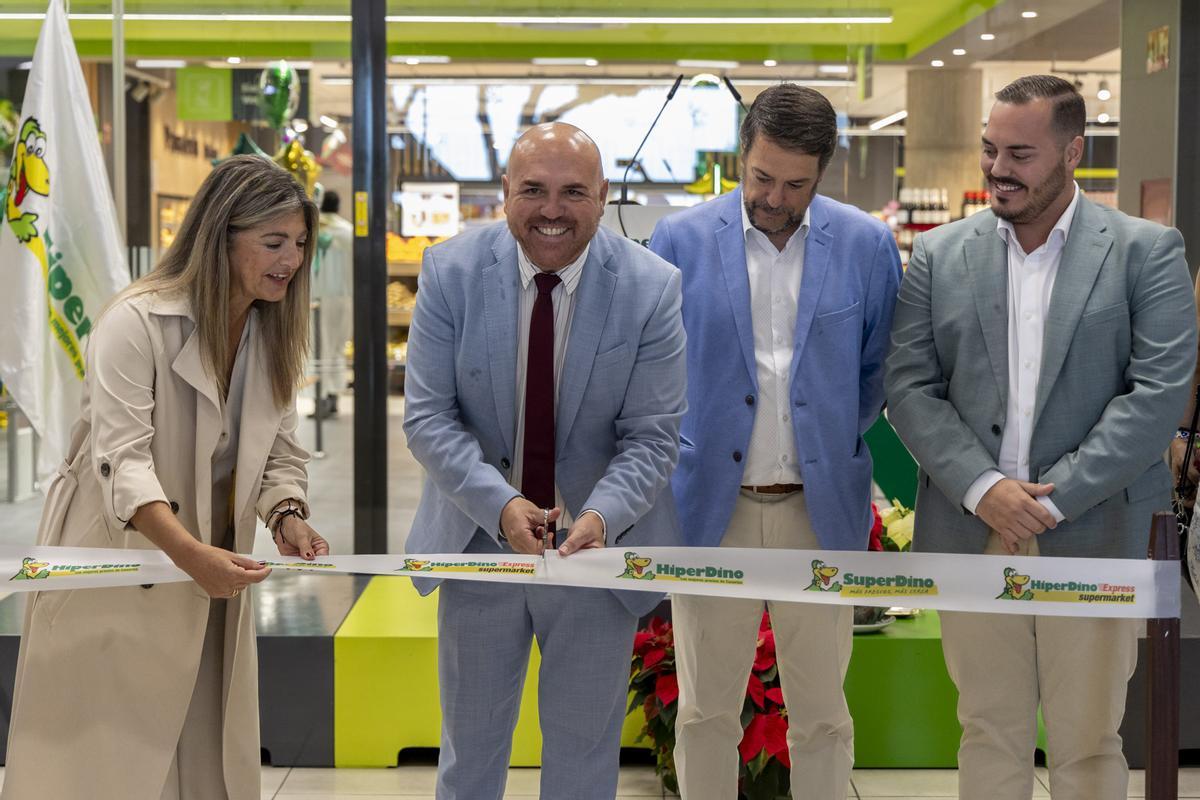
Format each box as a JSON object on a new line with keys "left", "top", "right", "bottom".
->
{"left": 975, "top": 478, "right": 1057, "bottom": 554}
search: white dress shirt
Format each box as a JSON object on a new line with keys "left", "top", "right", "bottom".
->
{"left": 740, "top": 201, "right": 810, "bottom": 486}
{"left": 510, "top": 243, "right": 594, "bottom": 532}
{"left": 962, "top": 184, "right": 1081, "bottom": 520}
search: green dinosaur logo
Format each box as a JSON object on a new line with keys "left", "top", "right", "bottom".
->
{"left": 997, "top": 567, "right": 1034, "bottom": 600}
{"left": 4, "top": 117, "right": 49, "bottom": 243}
{"left": 11, "top": 557, "right": 50, "bottom": 580}
{"left": 805, "top": 559, "right": 842, "bottom": 592}
{"left": 402, "top": 558, "right": 433, "bottom": 572}
{"left": 617, "top": 552, "right": 655, "bottom": 580}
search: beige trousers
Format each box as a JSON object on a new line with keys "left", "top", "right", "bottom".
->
{"left": 673, "top": 489, "right": 854, "bottom": 799}
{"left": 939, "top": 533, "right": 1139, "bottom": 800}
{"left": 160, "top": 598, "right": 231, "bottom": 800}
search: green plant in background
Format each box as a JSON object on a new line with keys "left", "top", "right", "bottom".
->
{"left": 0, "top": 99, "right": 18, "bottom": 162}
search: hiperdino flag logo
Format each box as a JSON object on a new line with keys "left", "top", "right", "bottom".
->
{"left": 804, "top": 558, "right": 939, "bottom": 597}
{"left": 395, "top": 559, "right": 536, "bottom": 576}
{"left": 616, "top": 552, "right": 745, "bottom": 585}
{"left": 997, "top": 566, "right": 1135, "bottom": 604}
{"left": 9, "top": 555, "right": 140, "bottom": 581}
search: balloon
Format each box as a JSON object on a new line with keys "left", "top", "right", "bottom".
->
{"left": 258, "top": 60, "right": 300, "bottom": 131}
{"left": 210, "top": 131, "right": 271, "bottom": 166}
{"left": 273, "top": 139, "right": 321, "bottom": 197}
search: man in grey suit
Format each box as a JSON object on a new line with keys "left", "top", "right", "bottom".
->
{"left": 403, "top": 122, "right": 686, "bottom": 799}
{"left": 885, "top": 75, "right": 1196, "bottom": 800}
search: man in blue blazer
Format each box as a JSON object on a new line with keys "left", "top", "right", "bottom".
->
{"left": 403, "top": 122, "right": 686, "bottom": 800}
{"left": 649, "top": 84, "right": 902, "bottom": 799}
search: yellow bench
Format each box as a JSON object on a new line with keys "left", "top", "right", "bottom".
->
{"left": 334, "top": 576, "right": 648, "bottom": 767}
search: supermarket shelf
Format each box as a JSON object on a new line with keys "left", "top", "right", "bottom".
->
{"left": 388, "top": 309, "right": 413, "bottom": 326}
{"left": 388, "top": 260, "right": 421, "bottom": 278}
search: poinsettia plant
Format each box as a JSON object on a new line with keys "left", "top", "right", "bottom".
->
{"left": 871, "top": 499, "right": 914, "bottom": 552}
{"left": 629, "top": 612, "right": 792, "bottom": 799}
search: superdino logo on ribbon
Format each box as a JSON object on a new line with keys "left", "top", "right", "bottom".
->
{"left": 805, "top": 558, "right": 939, "bottom": 598}
{"left": 616, "top": 552, "right": 746, "bottom": 585}
{"left": 3, "top": 116, "right": 93, "bottom": 379}
{"left": 996, "top": 566, "right": 1136, "bottom": 604}
{"left": 393, "top": 559, "right": 537, "bottom": 576}
{"left": 8, "top": 554, "right": 141, "bottom": 582}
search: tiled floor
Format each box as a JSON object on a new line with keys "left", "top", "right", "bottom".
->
{"left": 2, "top": 765, "right": 1200, "bottom": 798}
{"left": 3, "top": 396, "right": 1198, "bottom": 798}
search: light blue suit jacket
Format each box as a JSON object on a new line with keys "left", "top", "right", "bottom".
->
{"left": 403, "top": 222, "right": 687, "bottom": 615}
{"left": 649, "top": 190, "right": 902, "bottom": 550}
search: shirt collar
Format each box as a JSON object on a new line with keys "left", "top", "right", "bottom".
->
{"left": 996, "top": 182, "right": 1081, "bottom": 256}
{"left": 517, "top": 242, "right": 590, "bottom": 296}
{"left": 741, "top": 199, "right": 811, "bottom": 252}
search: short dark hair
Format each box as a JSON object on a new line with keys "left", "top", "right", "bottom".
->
{"left": 739, "top": 83, "right": 838, "bottom": 171}
{"left": 320, "top": 189, "right": 340, "bottom": 214}
{"left": 994, "top": 75, "right": 1086, "bottom": 142}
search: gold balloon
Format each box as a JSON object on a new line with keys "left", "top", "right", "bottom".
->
{"left": 273, "top": 139, "right": 320, "bottom": 197}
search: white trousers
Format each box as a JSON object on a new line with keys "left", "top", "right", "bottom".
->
{"left": 672, "top": 489, "right": 854, "bottom": 799}
{"left": 939, "top": 532, "right": 1139, "bottom": 800}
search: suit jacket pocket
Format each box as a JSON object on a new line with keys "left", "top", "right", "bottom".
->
{"left": 593, "top": 341, "right": 630, "bottom": 369}
{"left": 1081, "top": 301, "right": 1129, "bottom": 327}
{"left": 815, "top": 301, "right": 861, "bottom": 330}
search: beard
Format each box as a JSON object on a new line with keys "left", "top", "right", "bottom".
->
{"left": 990, "top": 159, "right": 1069, "bottom": 224}
{"left": 745, "top": 198, "right": 806, "bottom": 238}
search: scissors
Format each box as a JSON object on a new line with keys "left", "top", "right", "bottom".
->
{"left": 541, "top": 508, "right": 554, "bottom": 559}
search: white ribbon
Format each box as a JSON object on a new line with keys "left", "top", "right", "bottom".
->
{"left": 0, "top": 544, "right": 1180, "bottom": 619}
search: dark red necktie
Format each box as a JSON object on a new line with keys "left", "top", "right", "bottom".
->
{"left": 521, "top": 272, "right": 561, "bottom": 509}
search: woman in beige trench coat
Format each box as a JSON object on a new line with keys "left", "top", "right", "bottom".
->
{"left": 2, "top": 156, "right": 330, "bottom": 800}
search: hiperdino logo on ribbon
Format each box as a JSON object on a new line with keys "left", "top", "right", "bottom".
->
{"left": 803, "top": 559, "right": 939, "bottom": 597}
{"left": 9, "top": 555, "right": 140, "bottom": 581}
{"left": 616, "top": 552, "right": 745, "bottom": 585}
{"left": 396, "top": 558, "right": 536, "bottom": 576}
{"left": 996, "top": 566, "right": 1135, "bottom": 604}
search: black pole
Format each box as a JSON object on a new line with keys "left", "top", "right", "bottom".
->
{"left": 1145, "top": 511, "right": 1180, "bottom": 800}
{"left": 351, "top": 0, "right": 388, "bottom": 554}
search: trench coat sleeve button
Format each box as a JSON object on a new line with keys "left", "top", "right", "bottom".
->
{"left": 170, "top": 501, "right": 180, "bottom": 514}
{"left": 500, "top": 457, "right": 511, "bottom": 470}
{"left": 100, "top": 462, "right": 111, "bottom": 478}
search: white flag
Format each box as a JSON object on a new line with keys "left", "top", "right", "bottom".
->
{"left": 0, "top": 0, "right": 129, "bottom": 480}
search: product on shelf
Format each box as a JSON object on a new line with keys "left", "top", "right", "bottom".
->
{"left": 961, "top": 190, "right": 992, "bottom": 218}
{"left": 386, "top": 233, "right": 447, "bottom": 263}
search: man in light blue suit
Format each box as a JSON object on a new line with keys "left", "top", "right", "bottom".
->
{"left": 403, "top": 122, "right": 686, "bottom": 800}
{"left": 649, "top": 84, "right": 902, "bottom": 798}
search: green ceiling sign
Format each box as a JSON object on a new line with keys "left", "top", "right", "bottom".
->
{"left": 177, "top": 67, "right": 231, "bottom": 121}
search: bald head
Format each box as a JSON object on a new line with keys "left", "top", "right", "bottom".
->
{"left": 507, "top": 122, "right": 605, "bottom": 185}
{"left": 502, "top": 122, "right": 610, "bottom": 271}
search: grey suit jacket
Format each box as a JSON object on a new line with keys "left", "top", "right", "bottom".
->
{"left": 885, "top": 194, "right": 1197, "bottom": 558}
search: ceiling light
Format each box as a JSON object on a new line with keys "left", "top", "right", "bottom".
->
{"left": 389, "top": 55, "right": 451, "bottom": 65}
{"left": 0, "top": 10, "right": 893, "bottom": 24}
{"left": 868, "top": 109, "right": 907, "bottom": 131}
{"left": 1097, "top": 112, "right": 1110, "bottom": 123}
{"left": 980, "top": 33, "right": 995, "bottom": 41}
{"left": 952, "top": 48, "right": 967, "bottom": 56}
{"left": 1097, "top": 79, "right": 1112, "bottom": 101}
{"left": 135, "top": 59, "right": 186, "bottom": 68}
{"left": 319, "top": 114, "right": 340, "bottom": 129}
{"left": 763, "top": 59, "right": 778, "bottom": 67}
{"left": 531, "top": 57, "right": 600, "bottom": 66}
{"left": 226, "top": 56, "right": 241, "bottom": 65}
{"left": 1021, "top": 10, "right": 1038, "bottom": 18}
{"left": 818, "top": 64, "right": 851, "bottom": 74}
{"left": 677, "top": 59, "right": 740, "bottom": 69}
{"left": 931, "top": 59, "right": 944, "bottom": 67}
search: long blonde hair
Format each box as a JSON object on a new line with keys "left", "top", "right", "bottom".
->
{"left": 123, "top": 155, "right": 317, "bottom": 407}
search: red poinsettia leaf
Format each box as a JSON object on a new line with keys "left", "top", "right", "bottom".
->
{"left": 655, "top": 671, "right": 680, "bottom": 707}
{"left": 746, "top": 673, "right": 766, "bottom": 709}
{"left": 738, "top": 713, "right": 768, "bottom": 764}
{"left": 759, "top": 610, "right": 772, "bottom": 632}
{"left": 763, "top": 712, "right": 789, "bottom": 758}
{"left": 764, "top": 687, "right": 785, "bottom": 706}
{"left": 633, "top": 630, "right": 653, "bottom": 654}
{"left": 643, "top": 647, "right": 667, "bottom": 669}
